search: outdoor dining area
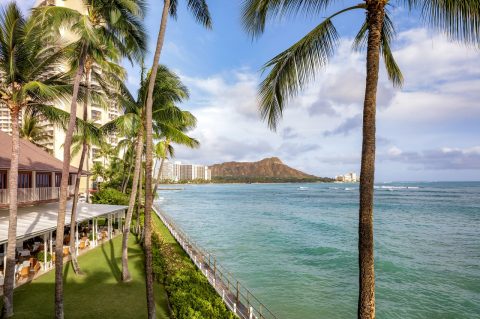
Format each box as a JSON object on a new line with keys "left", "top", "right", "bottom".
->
{"left": 0, "top": 201, "right": 127, "bottom": 290}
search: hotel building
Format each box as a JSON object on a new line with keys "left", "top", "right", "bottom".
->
{"left": 155, "top": 160, "right": 212, "bottom": 182}
{"left": 0, "top": 0, "right": 123, "bottom": 194}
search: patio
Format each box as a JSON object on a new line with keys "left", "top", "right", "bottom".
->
{"left": 0, "top": 201, "right": 127, "bottom": 289}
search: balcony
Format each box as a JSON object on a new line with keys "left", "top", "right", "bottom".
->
{"left": 0, "top": 186, "right": 75, "bottom": 206}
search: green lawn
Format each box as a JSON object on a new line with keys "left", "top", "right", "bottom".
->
{"left": 6, "top": 235, "right": 170, "bottom": 318}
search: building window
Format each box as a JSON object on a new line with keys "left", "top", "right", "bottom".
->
{"left": 36, "top": 173, "right": 51, "bottom": 188}
{"left": 68, "top": 174, "right": 75, "bottom": 186}
{"left": 55, "top": 173, "right": 61, "bottom": 187}
{"left": 91, "top": 110, "right": 102, "bottom": 121}
{"left": 0, "top": 171, "right": 6, "bottom": 189}
{"left": 18, "top": 172, "right": 32, "bottom": 188}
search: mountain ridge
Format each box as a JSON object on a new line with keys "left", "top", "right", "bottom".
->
{"left": 209, "top": 157, "right": 320, "bottom": 180}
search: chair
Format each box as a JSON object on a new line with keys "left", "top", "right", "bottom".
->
{"left": 63, "top": 246, "right": 69, "bottom": 256}
{"left": 33, "top": 262, "right": 41, "bottom": 274}
{"left": 79, "top": 241, "right": 86, "bottom": 250}
{"left": 19, "top": 266, "right": 29, "bottom": 279}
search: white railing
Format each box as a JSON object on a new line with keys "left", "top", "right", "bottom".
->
{"left": 0, "top": 186, "right": 75, "bottom": 205}
{"left": 152, "top": 205, "right": 278, "bottom": 319}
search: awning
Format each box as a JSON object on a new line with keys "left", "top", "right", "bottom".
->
{"left": 0, "top": 201, "right": 127, "bottom": 244}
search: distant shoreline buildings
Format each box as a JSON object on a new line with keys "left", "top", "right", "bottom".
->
{"left": 155, "top": 160, "right": 212, "bottom": 182}
{"left": 335, "top": 172, "right": 358, "bottom": 183}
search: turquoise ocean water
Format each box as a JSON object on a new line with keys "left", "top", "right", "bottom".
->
{"left": 155, "top": 182, "right": 480, "bottom": 318}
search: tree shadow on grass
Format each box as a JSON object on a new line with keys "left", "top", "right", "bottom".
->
{"left": 100, "top": 237, "right": 121, "bottom": 282}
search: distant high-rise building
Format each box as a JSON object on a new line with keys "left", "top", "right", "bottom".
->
{"left": 154, "top": 160, "right": 211, "bottom": 182}
{"left": 335, "top": 172, "right": 358, "bottom": 182}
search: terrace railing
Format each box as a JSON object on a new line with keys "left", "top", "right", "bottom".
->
{"left": 152, "top": 205, "right": 278, "bottom": 319}
{"left": 0, "top": 185, "right": 75, "bottom": 205}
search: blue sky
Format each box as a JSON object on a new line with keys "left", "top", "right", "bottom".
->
{"left": 17, "top": 0, "right": 480, "bottom": 181}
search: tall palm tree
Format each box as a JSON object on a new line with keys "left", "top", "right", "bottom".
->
{"left": 105, "top": 65, "right": 195, "bottom": 284}
{"left": 242, "top": 1, "right": 480, "bottom": 318}
{"left": 35, "top": 2, "right": 145, "bottom": 316}
{"left": 19, "top": 110, "right": 54, "bottom": 153}
{"left": 144, "top": 2, "right": 211, "bottom": 316}
{"left": 69, "top": 120, "right": 103, "bottom": 274}
{"left": 0, "top": 4, "right": 72, "bottom": 316}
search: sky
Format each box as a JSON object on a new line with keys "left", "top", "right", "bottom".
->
{"left": 15, "top": 0, "right": 480, "bottom": 181}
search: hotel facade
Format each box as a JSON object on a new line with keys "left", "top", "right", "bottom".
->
{"left": 0, "top": 0, "right": 122, "bottom": 194}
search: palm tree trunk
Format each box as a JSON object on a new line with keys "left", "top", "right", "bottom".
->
{"left": 122, "top": 129, "right": 144, "bottom": 282}
{"left": 143, "top": 1, "right": 171, "bottom": 317}
{"left": 69, "top": 62, "right": 91, "bottom": 275}
{"left": 120, "top": 150, "right": 130, "bottom": 191}
{"left": 136, "top": 163, "right": 143, "bottom": 235}
{"left": 55, "top": 48, "right": 87, "bottom": 319}
{"left": 86, "top": 146, "right": 90, "bottom": 203}
{"left": 358, "top": 2, "right": 385, "bottom": 319}
{"left": 2, "top": 107, "right": 20, "bottom": 318}
{"left": 122, "top": 154, "right": 133, "bottom": 193}
{"left": 152, "top": 156, "right": 166, "bottom": 197}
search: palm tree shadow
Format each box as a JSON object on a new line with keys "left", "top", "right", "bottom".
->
{"left": 100, "top": 238, "right": 121, "bottom": 283}
{"left": 63, "top": 260, "right": 71, "bottom": 282}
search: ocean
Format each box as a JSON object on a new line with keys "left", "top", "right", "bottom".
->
{"left": 155, "top": 182, "right": 480, "bottom": 318}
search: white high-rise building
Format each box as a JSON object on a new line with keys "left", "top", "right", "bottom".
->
{"left": 0, "top": 0, "right": 125, "bottom": 193}
{"left": 335, "top": 172, "right": 358, "bottom": 182}
{"left": 154, "top": 160, "right": 211, "bottom": 182}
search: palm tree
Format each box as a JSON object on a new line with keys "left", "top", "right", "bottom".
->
{"left": 19, "top": 110, "right": 54, "bottom": 153}
{"left": 0, "top": 4, "right": 72, "bottom": 316}
{"left": 94, "top": 142, "right": 116, "bottom": 168}
{"left": 106, "top": 65, "right": 195, "bottom": 284}
{"left": 35, "top": 2, "right": 145, "bottom": 315}
{"left": 91, "top": 161, "right": 105, "bottom": 184}
{"left": 69, "top": 120, "right": 103, "bottom": 274}
{"left": 242, "top": 1, "right": 480, "bottom": 318}
{"left": 144, "top": 2, "right": 211, "bottom": 316}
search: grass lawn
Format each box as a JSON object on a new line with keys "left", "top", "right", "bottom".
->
{"left": 4, "top": 234, "right": 170, "bottom": 318}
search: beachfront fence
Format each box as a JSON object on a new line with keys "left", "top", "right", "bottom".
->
{"left": 152, "top": 206, "right": 278, "bottom": 319}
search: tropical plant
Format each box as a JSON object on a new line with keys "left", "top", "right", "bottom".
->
{"left": 91, "top": 161, "right": 105, "bottom": 183}
{"left": 105, "top": 65, "right": 197, "bottom": 288}
{"left": 19, "top": 110, "right": 54, "bottom": 153}
{"left": 241, "top": 1, "right": 480, "bottom": 318}
{"left": 91, "top": 187, "right": 129, "bottom": 205}
{"left": 68, "top": 51, "right": 126, "bottom": 274}
{"left": 144, "top": 2, "right": 211, "bottom": 316}
{"left": 69, "top": 120, "right": 103, "bottom": 274}
{"left": 34, "top": 1, "right": 146, "bottom": 315}
{"left": 0, "top": 4, "right": 72, "bottom": 317}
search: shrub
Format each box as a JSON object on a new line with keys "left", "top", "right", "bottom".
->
{"left": 91, "top": 188, "right": 129, "bottom": 205}
{"left": 37, "top": 250, "right": 51, "bottom": 262}
{"left": 149, "top": 222, "right": 234, "bottom": 319}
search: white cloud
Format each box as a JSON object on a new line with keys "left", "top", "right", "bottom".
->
{"left": 171, "top": 28, "right": 480, "bottom": 180}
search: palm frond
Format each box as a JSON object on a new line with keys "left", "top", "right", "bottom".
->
{"left": 353, "top": 12, "right": 403, "bottom": 87}
{"left": 402, "top": 0, "right": 480, "bottom": 47}
{"left": 187, "top": 0, "right": 212, "bottom": 28}
{"left": 242, "top": 0, "right": 334, "bottom": 37}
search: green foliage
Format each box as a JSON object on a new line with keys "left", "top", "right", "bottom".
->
{"left": 36, "top": 250, "right": 51, "bottom": 263}
{"left": 91, "top": 188, "right": 129, "bottom": 205}
{"left": 149, "top": 216, "right": 234, "bottom": 319}
{"left": 168, "top": 269, "right": 234, "bottom": 319}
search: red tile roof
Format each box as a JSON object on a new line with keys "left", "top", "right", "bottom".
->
{"left": 0, "top": 131, "right": 81, "bottom": 173}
